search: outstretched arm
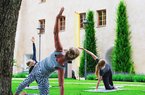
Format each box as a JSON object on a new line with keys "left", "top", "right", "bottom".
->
{"left": 79, "top": 47, "right": 98, "bottom": 60}
{"left": 58, "top": 68, "right": 64, "bottom": 95}
{"left": 31, "top": 37, "right": 37, "bottom": 62}
{"left": 96, "top": 76, "right": 102, "bottom": 90}
{"left": 54, "top": 7, "right": 64, "bottom": 51}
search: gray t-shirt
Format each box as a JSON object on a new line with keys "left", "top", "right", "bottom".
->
{"left": 38, "top": 51, "right": 65, "bottom": 75}
{"left": 99, "top": 63, "right": 111, "bottom": 76}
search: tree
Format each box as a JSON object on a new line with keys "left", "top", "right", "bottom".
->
{"left": 112, "top": 0, "right": 134, "bottom": 73}
{"left": 0, "top": 0, "right": 22, "bottom": 94}
{"left": 79, "top": 11, "right": 97, "bottom": 76}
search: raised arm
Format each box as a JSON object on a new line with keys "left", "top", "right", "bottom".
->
{"left": 79, "top": 47, "right": 98, "bottom": 60}
{"left": 31, "top": 37, "right": 37, "bottom": 63}
{"left": 54, "top": 7, "right": 64, "bottom": 51}
{"left": 58, "top": 68, "right": 64, "bottom": 95}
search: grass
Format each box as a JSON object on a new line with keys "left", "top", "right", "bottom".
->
{"left": 12, "top": 78, "right": 145, "bottom": 95}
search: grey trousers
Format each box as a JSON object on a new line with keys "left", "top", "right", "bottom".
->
{"left": 15, "top": 65, "right": 49, "bottom": 95}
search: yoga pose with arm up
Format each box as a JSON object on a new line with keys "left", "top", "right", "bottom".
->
{"left": 15, "top": 7, "right": 80, "bottom": 95}
{"left": 26, "top": 37, "right": 38, "bottom": 73}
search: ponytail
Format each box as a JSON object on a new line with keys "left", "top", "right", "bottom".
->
{"left": 95, "top": 64, "right": 100, "bottom": 78}
{"left": 95, "top": 59, "right": 106, "bottom": 78}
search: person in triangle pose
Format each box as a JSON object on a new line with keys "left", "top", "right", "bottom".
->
{"left": 15, "top": 7, "right": 80, "bottom": 95}
{"left": 25, "top": 37, "right": 38, "bottom": 88}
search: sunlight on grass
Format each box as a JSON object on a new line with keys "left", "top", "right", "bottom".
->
{"left": 12, "top": 78, "right": 145, "bottom": 95}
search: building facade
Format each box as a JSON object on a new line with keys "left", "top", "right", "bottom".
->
{"left": 14, "top": 0, "right": 145, "bottom": 78}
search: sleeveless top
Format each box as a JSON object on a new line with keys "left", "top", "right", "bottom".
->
{"left": 100, "top": 63, "right": 111, "bottom": 76}
{"left": 37, "top": 51, "right": 65, "bottom": 76}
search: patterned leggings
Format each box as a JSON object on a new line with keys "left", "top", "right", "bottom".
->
{"left": 15, "top": 66, "right": 49, "bottom": 95}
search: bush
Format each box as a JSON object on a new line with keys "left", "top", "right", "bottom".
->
{"left": 86, "top": 74, "right": 96, "bottom": 80}
{"left": 113, "top": 74, "right": 145, "bottom": 82}
{"left": 112, "top": 74, "right": 124, "bottom": 81}
{"left": 79, "top": 10, "right": 97, "bottom": 76}
{"left": 13, "top": 71, "right": 59, "bottom": 78}
{"left": 86, "top": 73, "right": 145, "bottom": 82}
{"left": 49, "top": 72, "right": 58, "bottom": 78}
{"left": 133, "top": 74, "right": 145, "bottom": 82}
{"left": 13, "top": 72, "right": 28, "bottom": 78}
{"left": 113, "top": 74, "right": 133, "bottom": 82}
{"left": 112, "top": 0, "right": 134, "bottom": 73}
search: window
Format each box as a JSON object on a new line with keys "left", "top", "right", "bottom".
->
{"left": 41, "top": 0, "right": 46, "bottom": 3}
{"left": 59, "top": 16, "right": 65, "bottom": 31}
{"left": 97, "top": 10, "right": 106, "bottom": 26}
{"left": 38, "top": 19, "right": 45, "bottom": 34}
{"left": 80, "top": 13, "right": 86, "bottom": 28}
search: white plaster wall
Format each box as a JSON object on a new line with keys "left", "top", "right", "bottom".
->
{"left": 14, "top": 0, "right": 145, "bottom": 75}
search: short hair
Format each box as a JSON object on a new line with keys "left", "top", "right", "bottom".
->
{"left": 26, "top": 59, "right": 34, "bottom": 66}
{"left": 65, "top": 47, "right": 80, "bottom": 61}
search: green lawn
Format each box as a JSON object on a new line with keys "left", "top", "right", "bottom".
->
{"left": 12, "top": 78, "right": 145, "bottom": 95}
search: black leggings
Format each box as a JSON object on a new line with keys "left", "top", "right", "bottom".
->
{"left": 102, "top": 69, "right": 114, "bottom": 90}
{"left": 29, "top": 66, "right": 34, "bottom": 73}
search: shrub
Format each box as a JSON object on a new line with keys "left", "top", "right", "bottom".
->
{"left": 112, "top": 0, "right": 134, "bottom": 73}
{"left": 113, "top": 74, "right": 124, "bottom": 81}
{"left": 113, "top": 73, "right": 145, "bottom": 82}
{"left": 13, "top": 72, "right": 28, "bottom": 78}
{"left": 86, "top": 73, "right": 145, "bottom": 82}
{"left": 79, "top": 10, "right": 97, "bottom": 76}
{"left": 86, "top": 74, "right": 96, "bottom": 80}
{"left": 13, "top": 71, "right": 58, "bottom": 78}
{"left": 133, "top": 74, "right": 145, "bottom": 82}
{"left": 49, "top": 72, "right": 58, "bottom": 78}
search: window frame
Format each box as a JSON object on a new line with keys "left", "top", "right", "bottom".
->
{"left": 97, "top": 9, "right": 106, "bottom": 27}
{"left": 38, "top": 19, "right": 45, "bottom": 34}
{"left": 80, "top": 13, "right": 86, "bottom": 28}
{"left": 40, "top": 0, "right": 46, "bottom": 3}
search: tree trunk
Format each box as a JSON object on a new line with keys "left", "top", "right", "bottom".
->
{"left": 0, "top": 0, "right": 22, "bottom": 95}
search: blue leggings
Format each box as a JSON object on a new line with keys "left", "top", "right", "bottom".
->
{"left": 15, "top": 66, "right": 49, "bottom": 95}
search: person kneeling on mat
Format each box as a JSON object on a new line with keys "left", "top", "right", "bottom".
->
{"left": 79, "top": 47, "right": 115, "bottom": 90}
{"left": 95, "top": 59, "right": 115, "bottom": 90}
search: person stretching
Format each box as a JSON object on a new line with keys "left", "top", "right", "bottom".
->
{"left": 79, "top": 47, "right": 115, "bottom": 90}
{"left": 26, "top": 37, "right": 38, "bottom": 73}
{"left": 15, "top": 7, "right": 80, "bottom": 95}
{"left": 26, "top": 37, "right": 38, "bottom": 87}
